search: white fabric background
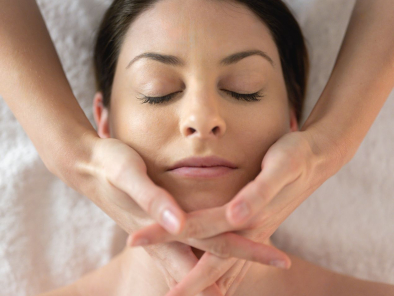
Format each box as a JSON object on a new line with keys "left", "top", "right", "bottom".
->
{"left": 0, "top": 0, "right": 392, "bottom": 295}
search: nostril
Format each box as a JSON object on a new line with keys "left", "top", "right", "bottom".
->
{"left": 212, "top": 126, "right": 219, "bottom": 134}
{"left": 187, "top": 127, "right": 197, "bottom": 136}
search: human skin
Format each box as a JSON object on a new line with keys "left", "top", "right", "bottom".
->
{"left": 1, "top": 0, "right": 394, "bottom": 294}
{"left": 38, "top": 244, "right": 394, "bottom": 296}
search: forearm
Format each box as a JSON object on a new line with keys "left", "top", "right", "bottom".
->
{"left": 0, "top": 0, "right": 98, "bottom": 189}
{"left": 302, "top": 0, "right": 394, "bottom": 168}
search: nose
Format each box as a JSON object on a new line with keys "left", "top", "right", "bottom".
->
{"left": 179, "top": 90, "right": 226, "bottom": 139}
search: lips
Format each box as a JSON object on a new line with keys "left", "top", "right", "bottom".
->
{"left": 168, "top": 156, "right": 237, "bottom": 170}
{"left": 167, "top": 156, "right": 237, "bottom": 178}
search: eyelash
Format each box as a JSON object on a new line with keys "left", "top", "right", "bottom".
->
{"left": 138, "top": 90, "right": 264, "bottom": 105}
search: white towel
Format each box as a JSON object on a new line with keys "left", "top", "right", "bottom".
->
{"left": 0, "top": 0, "right": 392, "bottom": 295}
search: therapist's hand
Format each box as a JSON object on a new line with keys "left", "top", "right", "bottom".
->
{"left": 128, "top": 130, "right": 342, "bottom": 295}
{"left": 79, "top": 136, "right": 223, "bottom": 295}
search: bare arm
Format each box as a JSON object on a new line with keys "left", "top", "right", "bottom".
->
{"left": 0, "top": 0, "right": 96, "bottom": 190}
{"left": 302, "top": 0, "right": 394, "bottom": 170}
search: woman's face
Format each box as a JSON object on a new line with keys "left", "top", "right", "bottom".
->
{"left": 93, "top": 0, "right": 298, "bottom": 212}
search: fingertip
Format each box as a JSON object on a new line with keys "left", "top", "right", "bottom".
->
{"left": 279, "top": 252, "right": 292, "bottom": 269}
{"left": 270, "top": 255, "right": 292, "bottom": 270}
{"left": 269, "top": 260, "right": 288, "bottom": 269}
{"left": 127, "top": 233, "right": 151, "bottom": 247}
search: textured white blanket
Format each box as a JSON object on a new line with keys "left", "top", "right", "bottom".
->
{"left": 0, "top": 0, "right": 392, "bottom": 295}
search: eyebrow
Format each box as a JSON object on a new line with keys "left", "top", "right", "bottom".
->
{"left": 125, "top": 49, "right": 274, "bottom": 69}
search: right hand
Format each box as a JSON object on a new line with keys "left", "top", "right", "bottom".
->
{"left": 77, "top": 136, "right": 224, "bottom": 295}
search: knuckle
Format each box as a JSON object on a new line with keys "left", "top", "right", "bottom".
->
{"left": 110, "top": 160, "right": 128, "bottom": 184}
{"left": 168, "top": 277, "right": 178, "bottom": 289}
{"left": 145, "top": 189, "right": 160, "bottom": 216}
{"left": 183, "top": 220, "right": 203, "bottom": 238}
{"left": 259, "top": 208, "right": 272, "bottom": 223}
{"left": 145, "top": 188, "right": 168, "bottom": 218}
{"left": 252, "top": 213, "right": 274, "bottom": 233}
{"left": 176, "top": 243, "right": 194, "bottom": 257}
{"left": 252, "top": 181, "right": 270, "bottom": 203}
{"left": 218, "top": 275, "right": 236, "bottom": 292}
{"left": 249, "top": 246, "right": 265, "bottom": 262}
{"left": 207, "top": 265, "right": 222, "bottom": 280}
{"left": 210, "top": 240, "right": 231, "bottom": 258}
{"left": 287, "top": 154, "right": 301, "bottom": 172}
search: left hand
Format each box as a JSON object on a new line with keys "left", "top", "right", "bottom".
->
{"left": 128, "top": 130, "right": 338, "bottom": 295}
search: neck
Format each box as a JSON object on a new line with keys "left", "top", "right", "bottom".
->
{"left": 118, "top": 238, "right": 282, "bottom": 296}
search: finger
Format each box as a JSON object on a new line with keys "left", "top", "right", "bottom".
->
{"left": 110, "top": 166, "right": 186, "bottom": 234}
{"left": 128, "top": 224, "right": 291, "bottom": 268}
{"left": 183, "top": 233, "right": 291, "bottom": 267}
{"left": 140, "top": 241, "right": 223, "bottom": 296}
{"left": 226, "top": 154, "right": 299, "bottom": 227}
{"left": 142, "top": 241, "right": 197, "bottom": 285}
{"left": 216, "top": 259, "right": 246, "bottom": 295}
{"left": 127, "top": 223, "right": 169, "bottom": 246}
{"left": 224, "top": 261, "right": 253, "bottom": 296}
{"left": 165, "top": 253, "right": 236, "bottom": 296}
{"left": 130, "top": 206, "right": 239, "bottom": 244}
{"left": 199, "top": 285, "right": 224, "bottom": 296}
{"left": 179, "top": 207, "right": 237, "bottom": 239}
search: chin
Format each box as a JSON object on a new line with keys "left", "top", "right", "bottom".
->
{"left": 150, "top": 166, "right": 261, "bottom": 212}
{"left": 180, "top": 191, "right": 232, "bottom": 212}
{"left": 165, "top": 181, "right": 248, "bottom": 213}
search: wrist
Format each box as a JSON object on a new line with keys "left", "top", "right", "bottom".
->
{"left": 300, "top": 126, "right": 349, "bottom": 180}
{"left": 49, "top": 127, "right": 100, "bottom": 196}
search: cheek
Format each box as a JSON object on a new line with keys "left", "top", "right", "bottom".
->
{"left": 111, "top": 105, "right": 175, "bottom": 170}
{"left": 241, "top": 104, "right": 290, "bottom": 177}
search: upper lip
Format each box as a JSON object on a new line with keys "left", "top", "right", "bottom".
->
{"left": 168, "top": 156, "right": 237, "bottom": 170}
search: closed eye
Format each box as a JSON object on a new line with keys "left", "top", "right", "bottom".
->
{"left": 138, "top": 90, "right": 264, "bottom": 105}
{"left": 221, "top": 89, "right": 264, "bottom": 102}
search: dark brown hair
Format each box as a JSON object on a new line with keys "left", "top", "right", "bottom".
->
{"left": 93, "top": 0, "right": 309, "bottom": 121}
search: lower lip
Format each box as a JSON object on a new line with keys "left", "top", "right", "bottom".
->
{"left": 169, "top": 166, "right": 235, "bottom": 178}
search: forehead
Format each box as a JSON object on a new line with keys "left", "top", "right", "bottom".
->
{"left": 119, "top": 0, "right": 279, "bottom": 66}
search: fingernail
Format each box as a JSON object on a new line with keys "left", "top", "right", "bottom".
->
{"left": 162, "top": 209, "right": 181, "bottom": 234}
{"left": 231, "top": 202, "right": 250, "bottom": 223}
{"left": 132, "top": 238, "right": 149, "bottom": 247}
{"left": 269, "top": 260, "right": 288, "bottom": 269}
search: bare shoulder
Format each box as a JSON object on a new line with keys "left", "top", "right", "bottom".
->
{"left": 328, "top": 270, "right": 394, "bottom": 296}
{"left": 283, "top": 254, "right": 394, "bottom": 296}
{"left": 35, "top": 251, "right": 126, "bottom": 296}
